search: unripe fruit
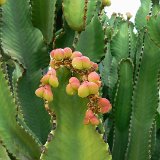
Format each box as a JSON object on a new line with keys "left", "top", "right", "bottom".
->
{"left": 71, "top": 51, "right": 82, "bottom": 59}
{"left": 64, "top": 47, "right": 72, "bottom": 59}
{"left": 40, "top": 74, "right": 50, "bottom": 84}
{"left": 43, "top": 85, "right": 53, "bottom": 102}
{"left": 78, "top": 82, "right": 90, "bottom": 98}
{"left": 69, "top": 77, "right": 80, "bottom": 90}
{"left": 51, "top": 49, "right": 64, "bottom": 61}
{"left": 35, "top": 87, "right": 44, "bottom": 98}
{"left": 49, "top": 75, "right": 59, "bottom": 88}
{"left": 43, "top": 89, "right": 53, "bottom": 102}
{"left": 81, "top": 56, "right": 92, "bottom": 69}
{"left": 72, "top": 57, "right": 83, "bottom": 70}
{"left": 102, "top": 0, "right": 111, "bottom": 6}
{"left": 88, "top": 82, "right": 99, "bottom": 95}
{"left": 0, "top": 0, "right": 6, "bottom": 5}
{"left": 66, "top": 84, "right": 76, "bottom": 95}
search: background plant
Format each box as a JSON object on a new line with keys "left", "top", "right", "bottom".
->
{"left": 0, "top": 0, "right": 160, "bottom": 160}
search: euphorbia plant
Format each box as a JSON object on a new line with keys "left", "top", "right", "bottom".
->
{"left": 35, "top": 48, "right": 112, "bottom": 159}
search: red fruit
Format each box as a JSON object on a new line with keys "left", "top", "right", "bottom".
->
{"left": 69, "top": 77, "right": 80, "bottom": 90}
{"left": 71, "top": 51, "right": 82, "bottom": 59}
{"left": 90, "top": 116, "right": 100, "bottom": 125}
{"left": 64, "top": 47, "right": 72, "bottom": 59}
{"left": 98, "top": 98, "right": 112, "bottom": 113}
{"left": 84, "top": 109, "right": 99, "bottom": 125}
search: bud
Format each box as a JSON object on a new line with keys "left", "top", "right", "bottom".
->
{"left": 81, "top": 56, "right": 92, "bottom": 69}
{"left": 72, "top": 57, "right": 83, "bottom": 70}
{"left": 126, "top": 12, "right": 132, "bottom": 20}
{"left": 98, "top": 98, "right": 112, "bottom": 113}
{"left": 66, "top": 84, "right": 76, "bottom": 95}
{"left": 102, "top": 0, "right": 111, "bottom": 7}
{"left": 64, "top": 47, "right": 72, "bottom": 59}
{"left": 78, "top": 82, "right": 90, "bottom": 98}
{"left": 49, "top": 75, "right": 59, "bottom": 88}
{"left": 52, "top": 49, "right": 64, "bottom": 61}
{"left": 88, "top": 82, "right": 99, "bottom": 95}
{"left": 35, "top": 87, "right": 44, "bottom": 98}
{"left": 71, "top": 51, "right": 82, "bottom": 59}
{"left": 69, "top": 77, "right": 80, "bottom": 90}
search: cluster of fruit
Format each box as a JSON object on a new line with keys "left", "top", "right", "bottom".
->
{"left": 35, "top": 48, "right": 111, "bottom": 125}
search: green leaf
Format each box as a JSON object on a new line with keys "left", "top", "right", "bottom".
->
{"left": 30, "top": 0, "right": 57, "bottom": 44}
{"left": 1, "top": 0, "right": 51, "bottom": 143}
{"left": 41, "top": 68, "right": 111, "bottom": 160}
{"left": 76, "top": 15, "right": 105, "bottom": 62}
{"left": 126, "top": 34, "right": 160, "bottom": 160}
{"left": 0, "top": 62, "right": 40, "bottom": 160}
{"left": 112, "top": 59, "right": 133, "bottom": 160}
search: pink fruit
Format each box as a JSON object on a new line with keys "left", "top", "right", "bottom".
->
{"left": 69, "top": 77, "right": 80, "bottom": 90}
{"left": 71, "top": 51, "right": 82, "bottom": 59}
{"left": 84, "top": 109, "right": 99, "bottom": 125}
{"left": 88, "top": 72, "right": 100, "bottom": 82}
{"left": 47, "top": 68, "right": 57, "bottom": 76}
{"left": 90, "top": 116, "right": 100, "bottom": 125}
{"left": 98, "top": 98, "right": 112, "bottom": 113}
{"left": 78, "top": 82, "right": 90, "bottom": 98}
{"left": 53, "top": 49, "right": 64, "bottom": 61}
{"left": 66, "top": 84, "right": 76, "bottom": 95}
{"left": 64, "top": 47, "right": 72, "bottom": 59}
{"left": 92, "top": 62, "right": 98, "bottom": 70}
